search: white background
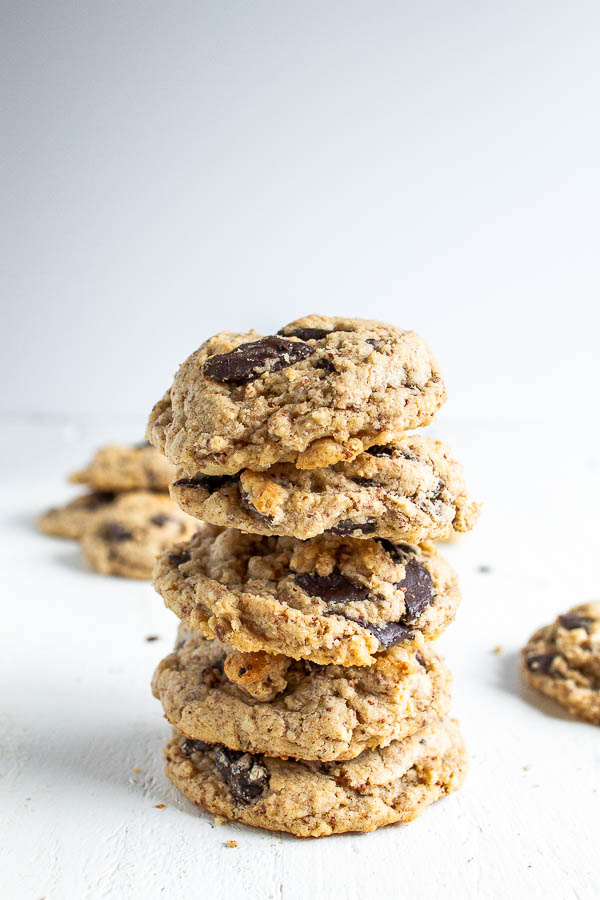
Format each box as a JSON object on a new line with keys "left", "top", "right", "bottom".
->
{"left": 3, "top": 0, "right": 599, "bottom": 425}
{"left": 2, "top": 2, "right": 600, "bottom": 898}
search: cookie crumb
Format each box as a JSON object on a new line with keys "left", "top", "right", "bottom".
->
{"left": 154, "top": 803, "right": 166, "bottom": 809}
{"left": 226, "top": 840, "right": 238, "bottom": 848}
{"left": 492, "top": 645, "right": 502, "bottom": 655}
{"left": 214, "top": 815, "right": 227, "bottom": 826}
{"left": 132, "top": 767, "right": 141, "bottom": 774}
{"left": 523, "top": 764, "right": 532, "bottom": 771}
{"left": 146, "top": 635, "right": 160, "bottom": 642}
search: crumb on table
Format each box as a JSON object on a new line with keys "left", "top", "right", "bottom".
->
{"left": 226, "top": 840, "right": 238, "bottom": 848}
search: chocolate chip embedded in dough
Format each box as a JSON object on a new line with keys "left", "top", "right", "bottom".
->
{"left": 202, "top": 336, "right": 313, "bottom": 384}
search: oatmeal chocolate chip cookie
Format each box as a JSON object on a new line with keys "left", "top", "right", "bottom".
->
{"left": 37, "top": 491, "right": 118, "bottom": 539}
{"left": 163, "top": 718, "right": 467, "bottom": 837}
{"left": 81, "top": 491, "right": 198, "bottom": 580}
{"left": 171, "top": 435, "right": 479, "bottom": 542}
{"left": 522, "top": 603, "right": 600, "bottom": 724}
{"left": 146, "top": 316, "right": 446, "bottom": 476}
{"left": 69, "top": 442, "right": 175, "bottom": 491}
{"left": 153, "top": 526, "right": 460, "bottom": 666}
{"left": 152, "top": 625, "right": 452, "bottom": 761}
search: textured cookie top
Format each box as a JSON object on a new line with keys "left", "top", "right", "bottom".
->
{"left": 146, "top": 316, "right": 446, "bottom": 475}
{"left": 522, "top": 602, "right": 600, "bottom": 724}
{"left": 171, "top": 434, "right": 479, "bottom": 542}
{"left": 69, "top": 442, "right": 175, "bottom": 491}
{"left": 152, "top": 526, "right": 460, "bottom": 666}
{"left": 37, "top": 490, "right": 118, "bottom": 540}
{"left": 81, "top": 491, "right": 198, "bottom": 580}
{"left": 163, "top": 718, "right": 467, "bottom": 837}
{"left": 152, "top": 625, "right": 452, "bottom": 761}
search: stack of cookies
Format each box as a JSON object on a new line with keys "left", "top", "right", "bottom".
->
{"left": 38, "top": 442, "right": 196, "bottom": 579}
{"left": 147, "top": 315, "right": 479, "bottom": 837}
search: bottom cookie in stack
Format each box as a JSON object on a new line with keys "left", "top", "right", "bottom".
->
{"left": 163, "top": 719, "right": 466, "bottom": 838}
{"left": 153, "top": 628, "right": 466, "bottom": 836}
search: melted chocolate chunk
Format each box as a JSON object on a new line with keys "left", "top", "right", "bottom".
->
{"left": 558, "top": 614, "right": 592, "bottom": 631}
{"left": 101, "top": 523, "right": 133, "bottom": 542}
{"left": 376, "top": 538, "right": 416, "bottom": 563}
{"left": 150, "top": 513, "right": 171, "bottom": 527}
{"left": 398, "top": 557, "right": 434, "bottom": 623}
{"left": 214, "top": 746, "right": 269, "bottom": 805}
{"left": 278, "top": 327, "right": 332, "bottom": 341}
{"left": 173, "top": 474, "right": 235, "bottom": 493}
{"left": 526, "top": 653, "right": 559, "bottom": 674}
{"left": 366, "top": 445, "right": 394, "bottom": 458}
{"left": 367, "top": 622, "right": 415, "bottom": 648}
{"left": 314, "top": 357, "right": 337, "bottom": 373}
{"left": 328, "top": 518, "right": 378, "bottom": 536}
{"left": 295, "top": 571, "right": 371, "bottom": 606}
{"left": 180, "top": 738, "right": 211, "bottom": 757}
{"left": 84, "top": 491, "right": 116, "bottom": 510}
{"left": 202, "top": 336, "right": 313, "bottom": 384}
{"left": 168, "top": 549, "right": 191, "bottom": 567}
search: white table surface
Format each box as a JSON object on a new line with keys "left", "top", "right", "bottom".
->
{"left": 1, "top": 418, "right": 598, "bottom": 900}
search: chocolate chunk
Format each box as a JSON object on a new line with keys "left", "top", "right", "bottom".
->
{"left": 278, "top": 327, "right": 332, "bottom": 341}
{"left": 84, "top": 491, "right": 116, "bottom": 510}
{"left": 558, "top": 614, "right": 592, "bottom": 631}
{"left": 180, "top": 738, "right": 211, "bottom": 757}
{"left": 430, "top": 480, "right": 445, "bottom": 500}
{"left": 168, "top": 549, "right": 191, "bottom": 567}
{"left": 314, "top": 357, "right": 337, "bottom": 373}
{"left": 398, "top": 557, "right": 434, "bottom": 623}
{"left": 415, "top": 651, "right": 426, "bottom": 666}
{"left": 173, "top": 474, "right": 235, "bottom": 493}
{"left": 328, "top": 518, "right": 378, "bottom": 536}
{"left": 214, "top": 747, "right": 269, "bottom": 805}
{"left": 367, "top": 622, "right": 415, "bottom": 648}
{"left": 295, "top": 571, "right": 371, "bottom": 606}
{"left": 366, "top": 445, "right": 394, "bottom": 458}
{"left": 351, "top": 476, "right": 379, "bottom": 487}
{"left": 150, "top": 513, "right": 171, "bottom": 527}
{"left": 101, "top": 523, "right": 133, "bottom": 542}
{"left": 376, "top": 538, "right": 416, "bottom": 563}
{"left": 526, "top": 653, "right": 559, "bottom": 674}
{"left": 202, "top": 336, "right": 313, "bottom": 385}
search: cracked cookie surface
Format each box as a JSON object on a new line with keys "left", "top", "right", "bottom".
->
{"left": 146, "top": 316, "right": 446, "bottom": 476}
{"left": 37, "top": 491, "right": 118, "bottom": 539}
{"left": 152, "top": 625, "right": 452, "bottom": 761}
{"left": 163, "top": 718, "right": 467, "bottom": 837}
{"left": 81, "top": 491, "right": 198, "bottom": 579}
{"left": 152, "top": 526, "right": 460, "bottom": 665}
{"left": 522, "top": 603, "right": 600, "bottom": 724}
{"left": 69, "top": 442, "right": 175, "bottom": 491}
{"left": 171, "top": 435, "right": 479, "bottom": 542}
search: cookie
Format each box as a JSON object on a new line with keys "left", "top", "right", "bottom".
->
{"left": 171, "top": 435, "right": 479, "bottom": 543}
{"left": 69, "top": 442, "right": 175, "bottom": 491}
{"left": 153, "top": 526, "right": 460, "bottom": 666}
{"left": 152, "top": 625, "right": 452, "bottom": 761}
{"left": 37, "top": 491, "right": 118, "bottom": 539}
{"left": 146, "top": 316, "right": 446, "bottom": 476}
{"left": 522, "top": 603, "right": 600, "bottom": 724}
{"left": 81, "top": 491, "right": 198, "bottom": 580}
{"left": 163, "top": 718, "right": 467, "bottom": 837}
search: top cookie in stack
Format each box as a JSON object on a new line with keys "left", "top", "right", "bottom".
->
{"left": 147, "top": 315, "right": 477, "bottom": 836}
{"left": 147, "top": 314, "right": 447, "bottom": 475}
